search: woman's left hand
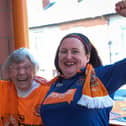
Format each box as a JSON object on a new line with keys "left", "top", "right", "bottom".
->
{"left": 115, "top": 0, "right": 126, "bottom": 17}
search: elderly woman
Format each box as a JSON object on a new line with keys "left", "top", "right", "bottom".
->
{"left": 40, "top": 1, "right": 126, "bottom": 126}
{"left": 0, "top": 48, "right": 49, "bottom": 126}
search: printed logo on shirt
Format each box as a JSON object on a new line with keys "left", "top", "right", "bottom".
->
{"left": 0, "top": 114, "right": 18, "bottom": 126}
{"left": 18, "top": 114, "right": 42, "bottom": 126}
{"left": 18, "top": 114, "right": 25, "bottom": 123}
{"left": 43, "top": 89, "right": 77, "bottom": 104}
{"left": 77, "top": 78, "right": 84, "bottom": 86}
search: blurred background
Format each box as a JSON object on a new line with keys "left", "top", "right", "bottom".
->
{"left": 27, "top": 0, "right": 126, "bottom": 79}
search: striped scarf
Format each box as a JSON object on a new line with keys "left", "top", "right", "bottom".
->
{"left": 77, "top": 64, "right": 113, "bottom": 109}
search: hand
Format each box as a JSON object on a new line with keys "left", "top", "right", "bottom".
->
{"left": 0, "top": 64, "right": 10, "bottom": 80}
{"left": 115, "top": 0, "right": 126, "bottom": 17}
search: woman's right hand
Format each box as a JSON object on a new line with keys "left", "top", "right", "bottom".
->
{"left": 0, "top": 64, "right": 10, "bottom": 80}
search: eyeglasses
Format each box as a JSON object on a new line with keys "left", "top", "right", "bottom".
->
{"left": 9, "top": 65, "right": 33, "bottom": 72}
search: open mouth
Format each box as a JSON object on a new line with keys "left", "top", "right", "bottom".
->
{"left": 17, "top": 78, "right": 28, "bottom": 81}
{"left": 64, "top": 62, "right": 75, "bottom": 67}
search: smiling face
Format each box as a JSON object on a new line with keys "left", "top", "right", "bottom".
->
{"left": 58, "top": 37, "right": 90, "bottom": 78}
{"left": 8, "top": 58, "right": 35, "bottom": 91}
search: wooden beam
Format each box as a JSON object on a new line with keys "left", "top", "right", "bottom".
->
{"left": 12, "top": 0, "right": 29, "bottom": 49}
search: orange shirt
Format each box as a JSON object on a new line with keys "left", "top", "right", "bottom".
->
{"left": 18, "top": 82, "right": 49, "bottom": 125}
{"left": 0, "top": 77, "right": 50, "bottom": 126}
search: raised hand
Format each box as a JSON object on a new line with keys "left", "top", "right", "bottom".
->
{"left": 115, "top": 0, "right": 126, "bottom": 17}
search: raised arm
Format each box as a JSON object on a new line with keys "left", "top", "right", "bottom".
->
{"left": 0, "top": 64, "right": 10, "bottom": 80}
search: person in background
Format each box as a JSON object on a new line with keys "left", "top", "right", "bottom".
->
{"left": 40, "top": 1, "right": 126, "bottom": 126}
{"left": 0, "top": 48, "right": 49, "bottom": 126}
